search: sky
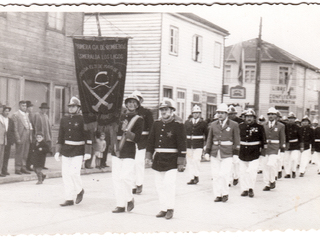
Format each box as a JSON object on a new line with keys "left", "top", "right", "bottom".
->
{"left": 1, "top": 1, "right": 320, "bottom": 68}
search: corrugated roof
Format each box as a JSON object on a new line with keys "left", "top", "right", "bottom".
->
{"left": 177, "top": 13, "right": 229, "bottom": 35}
{"left": 225, "top": 38, "right": 319, "bottom": 71}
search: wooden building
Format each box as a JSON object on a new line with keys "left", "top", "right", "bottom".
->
{"left": 223, "top": 39, "right": 320, "bottom": 120}
{"left": 0, "top": 12, "right": 84, "bottom": 147}
{"left": 83, "top": 12, "right": 229, "bottom": 121}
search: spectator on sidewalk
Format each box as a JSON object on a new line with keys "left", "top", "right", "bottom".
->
{"left": 12, "top": 100, "right": 33, "bottom": 175}
{"left": 92, "top": 131, "right": 106, "bottom": 169}
{"left": 26, "top": 101, "right": 35, "bottom": 171}
{"left": 1, "top": 105, "right": 15, "bottom": 176}
{"left": 34, "top": 102, "right": 52, "bottom": 170}
{"left": 31, "top": 133, "right": 50, "bottom": 184}
{"left": 0, "top": 103, "right": 6, "bottom": 177}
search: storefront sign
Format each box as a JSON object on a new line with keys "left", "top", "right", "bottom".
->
{"left": 230, "top": 86, "right": 246, "bottom": 99}
{"left": 269, "top": 85, "right": 296, "bottom": 104}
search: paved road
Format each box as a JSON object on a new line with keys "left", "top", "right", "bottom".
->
{"left": 0, "top": 159, "right": 320, "bottom": 236}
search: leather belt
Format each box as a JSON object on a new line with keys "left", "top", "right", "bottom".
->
{"left": 155, "top": 148, "right": 179, "bottom": 153}
{"left": 65, "top": 140, "right": 85, "bottom": 145}
{"left": 187, "top": 135, "right": 204, "bottom": 139}
{"left": 240, "top": 141, "right": 261, "bottom": 146}
{"left": 213, "top": 140, "right": 233, "bottom": 146}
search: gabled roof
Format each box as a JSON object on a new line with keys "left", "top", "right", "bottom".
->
{"left": 225, "top": 38, "right": 319, "bottom": 71}
{"left": 177, "top": 13, "right": 229, "bottom": 35}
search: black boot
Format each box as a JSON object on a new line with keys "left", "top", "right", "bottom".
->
{"left": 193, "top": 176, "right": 199, "bottom": 184}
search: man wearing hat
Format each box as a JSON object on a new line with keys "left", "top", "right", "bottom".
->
{"left": 12, "top": 100, "right": 33, "bottom": 175}
{"left": 261, "top": 107, "right": 285, "bottom": 191}
{"left": 312, "top": 119, "right": 320, "bottom": 175}
{"left": 131, "top": 90, "right": 154, "bottom": 194}
{"left": 34, "top": 102, "right": 52, "bottom": 169}
{"left": 298, "top": 115, "right": 314, "bottom": 177}
{"left": 238, "top": 109, "right": 266, "bottom": 198}
{"left": 0, "top": 105, "right": 15, "bottom": 176}
{"left": 55, "top": 96, "right": 92, "bottom": 207}
{"left": 146, "top": 98, "right": 186, "bottom": 219}
{"left": 204, "top": 103, "right": 240, "bottom": 202}
{"left": 283, "top": 112, "right": 301, "bottom": 178}
{"left": 185, "top": 104, "right": 208, "bottom": 185}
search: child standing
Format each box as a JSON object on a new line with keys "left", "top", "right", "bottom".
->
{"left": 92, "top": 131, "right": 106, "bottom": 169}
{"left": 32, "top": 133, "right": 50, "bottom": 184}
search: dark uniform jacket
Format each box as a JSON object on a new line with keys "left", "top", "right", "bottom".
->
{"left": 285, "top": 123, "right": 301, "bottom": 151}
{"left": 56, "top": 114, "right": 92, "bottom": 157}
{"left": 299, "top": 126, "right": 314, "bottom": 150}
{"left": 262, "top": 121, "right": 286, "bottom": 155}
{"left": 205, "top": 119, "right": 240, "bottom": 158}
{"left": 31, "top": 140, "right": 50, "bottom": 168}
{"left": 136, "top": 106, "right": 154, "bottom": 150}
{"left": 312, "top": 126, "right": 320, "bottom": 152}
{"left": 239, "top": 122, "right": 266, "bottom": 161}
{"left": 146, "top": 116, "right": 187, "bottom": 172}
{"left": 112, "top": 112, "right": 144, "bottom": 159}
{"left": 185, "top": 118, "right": 208, "bottom": 149}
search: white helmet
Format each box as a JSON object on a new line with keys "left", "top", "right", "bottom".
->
{"left": 132, "top": 90, "right": 143, "bottom": 103}
{"left": 267, "top": 107, "right": 278, "bottom": 115}
{"left": 244, "top": 109, "right": 256, "bottom": 117}
{"left": 312, "top": 119, "right": 319, "bottom": 124}
{"left": 228, "top": 105, "right": 237, "bottom": 114}
{"left": 288, "top": 112, "right": 296, "bottom": 119}
{"left": 216, "top": 103, "right": 229, "bottom": 113}
{"left": 159, "top": 98, "right": 176, "bottom": 111}
{"left": 192, "top": 105, "right": 201, "bottom": 113}
{"left": 68, "top": 96, "right": 81, "bottom": 107}
{"left": 124, "top": 94, "right": 140, "bottom": 107}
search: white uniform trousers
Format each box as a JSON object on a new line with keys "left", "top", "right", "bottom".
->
{"left": 313, "top": 151, "right": 320, "bottom": 173}
{"left": 186, "top": 148, "right": 203, "bottom": 179}
{"left": 61, "top": 155, "right": 83, "bottom": 201}
{"left": 284, "top": 150, "right": 300, "bottom": 175}
{"left": 299, "top": 149, "right": 311, "bottom": 174}
{"left": 261, "top": 154, "right": 278, "bottom": 186}
{"left": 230, "top": 155, "right": 240, "bottom": 184}
{"left": 112, "top": 156, "right": 135, "bottom": 208}
{"left": 239, "top": 159, "right": 259, "bottom": 192}
{"left": 257, "top": 155, "right": 264, "bottom": 172}
{"left": 210, "top": 151, "right": 233, "bottom": 198}
{"left": 277, "top": 151, "right": 285, "bottom": 172}
{"left": 155, "top": 169, "right": 177, "bottom": 211}
{"left": 133, "top": 148, "right": 146, "bottom": 187}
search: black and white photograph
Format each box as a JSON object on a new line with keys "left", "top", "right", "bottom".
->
{"left": 0, "top": 1, "right": 320, "bottom": 239}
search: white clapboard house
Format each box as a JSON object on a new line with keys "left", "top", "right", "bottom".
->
{"left": 83, "top": 12, "right": 229, "bottom": 121}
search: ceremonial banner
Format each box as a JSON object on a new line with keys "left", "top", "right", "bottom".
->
{"left": 73, "top": 37, "right": 128, "bottom": 125}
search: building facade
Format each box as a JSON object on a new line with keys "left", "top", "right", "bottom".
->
{"left": 223, "top": 39, "right": 320, "bottom": 120}
{"left": 0, "top": 12, "right": 84, "bottom": 147}
{"left": 83, "top": 12, "right": 229, "bottom": 120}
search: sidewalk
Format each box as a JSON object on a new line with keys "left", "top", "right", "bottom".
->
{"left": 0, "top": 154, "right": 112, "bottom": 184}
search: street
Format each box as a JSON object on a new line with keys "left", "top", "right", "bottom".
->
{"left": 0, "top": 160, "right": 320, "bottom": 236}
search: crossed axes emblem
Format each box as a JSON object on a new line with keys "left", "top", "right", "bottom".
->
{"left": 83, "top": 80, "right": 119, "bottom": 112}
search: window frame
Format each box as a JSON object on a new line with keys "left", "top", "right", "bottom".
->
{"left": 169, "top": 26, "right": 179, "bottom": 56}
{"left": 176, "top": 88, "right": 186, "bottom": 121}
{"left": 279, "top": 66, "right": 289, "bottom": 85}
{"left": 192, "top": 34, "right": 203, "bottom": 63}
{"left": 163, "top": 86, "right": 173, "bottom": 99}
{"left": 54, "top": 86, "right": 66, "bottom": 126}
{"left": 47, "top": 12, "right": 66, "bottom": 34}
{"left": 214, "top": 42, "right": 222, "bottom": 68}
{"left": 244, "top": 65, "right": 256, "bottom": 83}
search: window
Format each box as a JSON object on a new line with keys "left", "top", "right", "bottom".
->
{"left": 163, "top": 87, "right": 173, "bottom": 98}
{"left": 0, "top": 77, "right": 20, "bottom": 113}
{"left": 279, "top": 66, "right": 289, "bottom": 85}
{"left": 176, "top": 89, "right": 186, "bottom": 121}
{"left": 191, "top": 92, "right": 201, "bottom": 113}
{"left": 170, "top": 26, "right": 179, "bottom": 55}
{"left": 245, "top": 65, "right": 256, "bottom": 83}
{"left": 206, "top": 94, "right": 217, "bottom": 120}
{"left": 54, "top": 86, "right": 66, "bottom": 125}
{"left": 47, "top": 12, "right": 65, "bottom": 32}
{"left": 224, "top": 65, "right": 231, "bottom": 83}
{"left": 192, "top": 35, "right": 202, "bottom": 62}
{"left": 214, "top": 42, "right": 222, "bottom": 68}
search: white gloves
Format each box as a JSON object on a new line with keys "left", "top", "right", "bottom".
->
{"left": 54, "top": 152, "right": 61, "bottom": 162}
{"left": 84, "top": 154, "right": 91, "bottom": 160}
{"left": 204, "top": 153, "right": 210, "bottom": 161}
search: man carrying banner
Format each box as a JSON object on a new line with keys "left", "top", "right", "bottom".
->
{"left": 130, "top": 90, "right": 154, "bottom": 194}
{"left": 111, "top": 94, "right": 144, "bottom": 213}
{"left": 146, "top": 98, "right": 186, "bottom": 220}
{"left": 55, "top": 97, "right": 92, "bottom": 207}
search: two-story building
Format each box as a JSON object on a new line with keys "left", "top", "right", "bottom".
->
{"left": 83, "top": 12, "right": 229, "bottom": 120}
{"left": 223, "top": 39, "right": 320, "bottom": 120}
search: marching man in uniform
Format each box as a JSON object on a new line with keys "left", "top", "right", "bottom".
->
{"left": 205, "top": 103, "right": 240, "bottom": 203}
{"left": 55, "top": 97, "right": 92, "bottom": 207}
{"left": 238, "top": 109, "right": 266, "bottom": 198}
{"left": 111, "top": 94, "right": 144, "bottom": 213}
{"left": 312, "top": 119, "right": 320, "bottom": 175}
{"left": 284, "top": 112, "right": 301, "bottom": 178}
{"left": 261, "top": 107, "right": 285, "bottom": 191}
{"left": 185, "top": 105, "right": 208, "bottom": 185}
{"left": 131, "top": 90, "right": 154, "bottom": 194}
{"left": 146, "top": 98, "right": 186, "bottom": 220}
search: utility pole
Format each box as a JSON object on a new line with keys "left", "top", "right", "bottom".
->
{"left": 95, "top": 13, "right": 102, "bottom": 37}
{"left": 254, "top": 18, "right": 262, "bottom": 115}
